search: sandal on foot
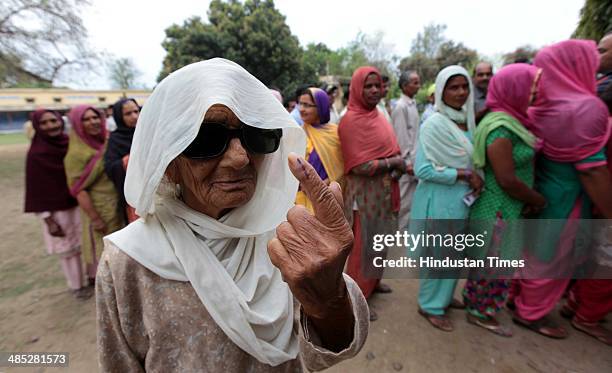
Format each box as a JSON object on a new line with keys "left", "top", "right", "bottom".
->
{"left": 418, "top": 308, "right": 453, "bottom": 332}
{"left": 374, "top": 283, "right": 392, "bottom": 294}
{"left": 512, "top": 315, "right": 568, "bottom": 339}
{"left": 466, "top": 313, "right": 513, "bottom": 337}
{"left": 571, "top": 318, "right": 612, "bottom": 345}
{"left": 447, "top": 298, "right": 466, "bottom": 310}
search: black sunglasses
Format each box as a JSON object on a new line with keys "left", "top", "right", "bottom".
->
{"left": 182, "top": 122, "right": 283, "bottom": 159}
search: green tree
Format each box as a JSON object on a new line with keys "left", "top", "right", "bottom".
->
{"left": 435, "top": 41, "right": 479, "bottom": 72}
{"left": 399, "top": 23, "right": 448, "bottom": 84}
{"left": 158, "top": 0, "right": 304, "bottom": 92}
{"left": 502, "top": 45, "right": 538, "bottom": 65}
{"left": 573, "top": 0, "right": 612, "bottom": 41}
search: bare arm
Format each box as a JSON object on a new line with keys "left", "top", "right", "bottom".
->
{"left": 487, "top": 138, "right": 546, "bottom": 207}
{"left": 578, "top": 166, "right": 612, "bottom": 218}
{"left": 350, "top": 156, "right": 407, "bottom": 176}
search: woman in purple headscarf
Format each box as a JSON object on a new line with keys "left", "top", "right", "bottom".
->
{"left": 25, "top": 109, "right": 90, "bottom": 299}
{"left": 295, "top": 87, "right": 345, "bottom": 213}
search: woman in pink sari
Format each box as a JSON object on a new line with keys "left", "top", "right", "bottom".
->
{"left": 64, "top": 105, "right": 124, "bottom": 284}
{"left": 510, "top": 40, "right": 612, "bottom": 339}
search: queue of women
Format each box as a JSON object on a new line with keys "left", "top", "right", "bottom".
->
{"left": 21, "top": 37, "right": 611, "bottom": 371}
{"left": 24, "top": 98, "right": 140, "bottom": 300}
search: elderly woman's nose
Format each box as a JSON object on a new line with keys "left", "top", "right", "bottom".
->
{"left": 223, "top": 138, "right": 250, "bottom": 168}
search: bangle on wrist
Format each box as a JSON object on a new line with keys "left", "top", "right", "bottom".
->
{"left": 464, "top": 169, "right": 473, "bottom": 180}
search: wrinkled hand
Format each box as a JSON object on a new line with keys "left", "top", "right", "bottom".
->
{"left": 268, "top": 153, "right": 354, "bottom": 320}
{"left": 44, "top": 217, "right": 65, "bottom": 237}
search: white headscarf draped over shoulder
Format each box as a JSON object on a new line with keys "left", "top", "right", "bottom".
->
{"left": 420, "top": 65, "right": 475, "bottom": 171}
{"left": 105, "top": 58, "right": 306, "bottom": 366}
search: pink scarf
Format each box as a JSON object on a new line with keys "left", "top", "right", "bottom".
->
{"left": 67, "top": 105, "right": 107, "bottom": 197}
{"left": 527, "top": 40, "right": 610, "bottom": 163}
{"left": 487, "top": 63, "right": 539, "bottom": 126}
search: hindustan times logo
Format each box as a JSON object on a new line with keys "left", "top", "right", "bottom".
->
{"left": 372, "top": 231, "right": 487, "bottom": 252}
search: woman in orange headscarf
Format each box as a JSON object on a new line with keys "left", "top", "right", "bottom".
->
{"left": 339, "top": 67, "right": 410, "bottom": 320}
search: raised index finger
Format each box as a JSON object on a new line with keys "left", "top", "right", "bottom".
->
{"left": 288, "top": 153, "right": 345, "bottom": 228}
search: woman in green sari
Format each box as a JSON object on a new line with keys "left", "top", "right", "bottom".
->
{"left": 64, "top": 105, "right": 124, "bottom": 283}
{"left": 464, "top": 64, "right": 546, "bottom": 337}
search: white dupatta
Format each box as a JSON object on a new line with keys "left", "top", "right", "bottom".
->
{"left": 105, "top": 58, "right": 306, "bottom": 366}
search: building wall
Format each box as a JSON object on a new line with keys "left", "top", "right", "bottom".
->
{"left": 0, "top": 88, "right": 151, "bottom": 132}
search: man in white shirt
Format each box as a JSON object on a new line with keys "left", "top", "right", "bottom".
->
{"left": 391, "top": 70, "right": 421, "bottom": 230}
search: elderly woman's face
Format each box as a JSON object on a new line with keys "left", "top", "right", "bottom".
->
{"left": 167, "top": 105, "right": 264, "bottom": 219}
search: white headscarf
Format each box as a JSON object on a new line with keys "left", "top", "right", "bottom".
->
{"left": 420, "top": 65, "right": 475, "bottom": 171}
{"left": 105, "top": 58, "right": 306, "bottom": 366}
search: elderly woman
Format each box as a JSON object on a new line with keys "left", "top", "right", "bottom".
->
{"left": 24, "top": 109, "right": 88, "bottom": 299}
{"left": 410, "top": 66, "right": 484, "bottom": 332}
{"left": 295, "top": 87, "right": 344, "bottom": 213}
{"left": 96, "top": 59, "right": 368, "bottom": 372}
{"left": 104, "top": 98, "right": 140, "bottom": 223}
{"left": 64, "top": 105, "right": 124, "bottom": 284}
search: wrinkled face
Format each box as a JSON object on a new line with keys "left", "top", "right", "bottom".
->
{"left": 166, "top": 104, "right": 264, "bottom": 219}
{"left": 362, "top": 73, "right": 381, "bottom": 109}
{"left": 443, "top": 75, "right": 470, "bottom": 110}
{"left": 598, "top": 34, "right": 612, "bottom": 74}
{"left": 298, "top": 93, "right": 319, "bottom": 125}
{"left": 402, "top": 73, "right": 421, "bottom": 98}
{"left": 122, "top": 101, "right": 140, "bottom": 128}
{"left": 38, "top": 112, "right": 63, "bottom": 137}
{"left": 82, "top": 109, "right": 102, "bottom": 137}
{"left": 474, "top": 63, "right": 493, "bottom": 91}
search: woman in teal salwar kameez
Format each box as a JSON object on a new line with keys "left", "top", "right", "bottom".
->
{"left": 410, "top": 66, "right": 484, "bottom": 331}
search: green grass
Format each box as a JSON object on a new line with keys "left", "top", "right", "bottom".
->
{"left": 0, "top": 132, "right": 28, "bottom": 145}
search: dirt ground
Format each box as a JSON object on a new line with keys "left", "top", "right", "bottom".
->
{"left": 0, "top": 143, "right": 610, "bottom": 373}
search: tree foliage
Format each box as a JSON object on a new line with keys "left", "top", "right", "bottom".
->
{"left": 573, "top": 0, "right": 612, "bottom": 41}
{"left": 502, "top": 45, "right": 538, "bottom": 65}
{"left": 0, "top": 0, "right": 97, "bottom": 87}
{"left": 108, "top": 58, "right": 142, "bottom": 89}
{"left": 399, "top": 23, "right": 477, "bottom": 84}
{"left": 158, "top": 0, "right": 304, "bottom": 92}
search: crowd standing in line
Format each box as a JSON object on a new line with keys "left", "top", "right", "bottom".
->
{"left": 20, "top": 33, "right": 612, "bottom": 364}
